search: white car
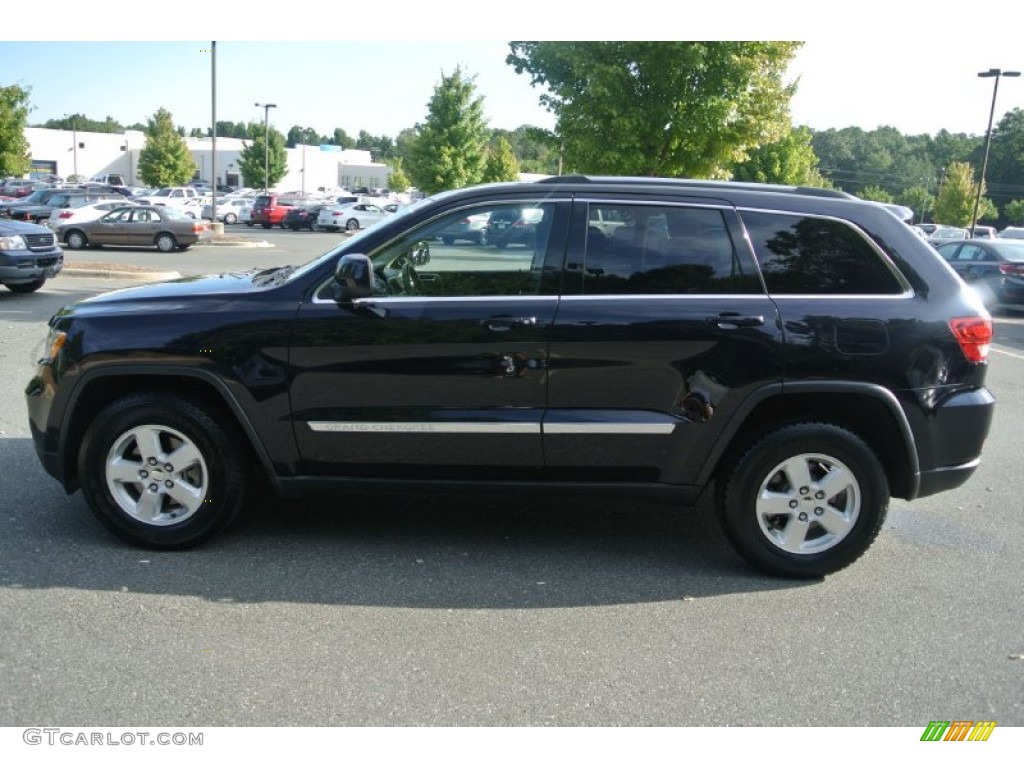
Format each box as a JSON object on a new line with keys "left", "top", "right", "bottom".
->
{"left": 46, "top": 200, "right": 139, "bottom": 230}
{"left": 201, "top": 197, "right": 251, "bottom": 224}
{"left": 316, "top": 202, "right": 390, "bottom": 232}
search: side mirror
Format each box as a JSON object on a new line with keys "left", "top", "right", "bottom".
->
{"left": 331, "top": 253, "right": 375, "bottom": 301}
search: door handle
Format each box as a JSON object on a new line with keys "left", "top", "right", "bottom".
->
{"left": 706, "top": 313, "right": 764, "bottom": 329}
{"left": 482, "top": 316, "right": 537, "bottom": 332}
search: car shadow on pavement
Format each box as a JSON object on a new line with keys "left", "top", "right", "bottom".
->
{"left": 0, "top": 437, "right": 813, "bottom": 611}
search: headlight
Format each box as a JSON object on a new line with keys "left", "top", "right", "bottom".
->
{"left": 37, "top": 327, "right": 67, "bottom": 366}
{"left": 0, "top": 235, "right": 27, "bottom": 250}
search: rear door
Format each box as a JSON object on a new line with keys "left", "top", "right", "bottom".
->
{"left": 544, "top": 198, "right": 783, "bottom": 484}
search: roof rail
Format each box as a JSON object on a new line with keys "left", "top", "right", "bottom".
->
{"left": 534, "top": 174, "right": 853, "bottom": 200}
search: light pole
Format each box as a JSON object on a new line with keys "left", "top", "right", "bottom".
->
{"left": 65, "top": 114, "right": 78, "bottom": 180}
{"left": 970, "top": 68, "right": 1020, "bottom": 235}
{"left": 254, "top": 102, "right": 277, "bottom": 191}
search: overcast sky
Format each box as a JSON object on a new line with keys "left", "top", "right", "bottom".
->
{"left": 4, "top": 3, "right": 1022, "bottom": 140}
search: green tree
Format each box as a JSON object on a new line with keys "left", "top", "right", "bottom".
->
{"left": 286, "top": 125, "right": 326, "bottom": 148}
{"left": 507, "top": 41, "right": 800, "bottom": 178}
{"left": 407, "top": 67, "right": 490, "bottom": 194}
{"left": 982, "top": 108, "right": 1024, "bottom": 213}
{"left": 731, "top": 125, "right": 823, "bottom": 185}
{"left": 0, "top": 84, "right": 32, "bottom": 178}
{"left": 387, "top": 157, "right": 411, "bottom": 193}
{"left": 1004, "top": 199, "right": 1024, "bottom": 225}
{"left": 481, "top": 135, "right": 520, "bottom": 183}
{"left": 137, "top": 108, "right": 195, "bottom": 187}
{"left": 898, "top": 186, "right": 935, "bottom": 224}
{"left": 237, "top": 123, "right": 288, "bottom": 190}
{"left": 858, "top": 185, "right": 894, "bottom": 204}
{"left": 332, "top": 127, "right": 353, "bottom": 149}
{"left": 934, "top": 161, "right": 997, "bottom": 226}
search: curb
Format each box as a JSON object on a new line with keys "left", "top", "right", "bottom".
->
{"left": 61, "top": 267, "right": 183, "bottom": 281}
{"left": 197, "top": 238, "right": 274, "bottom": 248}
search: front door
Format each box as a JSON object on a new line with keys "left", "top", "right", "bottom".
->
{"left": 289, "top": 198, "right": 569, "bottom": 479}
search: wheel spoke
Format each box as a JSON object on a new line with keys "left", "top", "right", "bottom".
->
{"left": 134, "top": 491, "right": 164, "bottom": 522}
{"left": 166, "top": 441, "right": 202, "bottom": 471}
{"left": 165, "top": 480, "right": 204, "bottom": 513}
{"left": 131, "top": 427, "right": 164, "bottom": 463}
{"left": 758, "top": 490, "right": 796, "bottom": 517}
{"left": 819, "top": 506, "right": 855, "bottom": 538}
{"left": 817, "top": 464, "right": 852, "bottom": 500}
{"left": 107, "top": 457, "right": 144, "bottom": 484}
{"left": 780, "top": 516, "right": 811, "bottom": 551}
{"left": 780, "top": 456, "right": 813, "bottom": 491}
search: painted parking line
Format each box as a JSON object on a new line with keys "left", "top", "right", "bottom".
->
{"left": 991, "top": 345, "right": 1024, "bottom": 361}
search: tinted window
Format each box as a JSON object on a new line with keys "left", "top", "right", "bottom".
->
{"left": 580, "top": 204, "right": 760, "bottom": 295}
{"left": 742, "top": 210, "right": 905, "bottom": 295}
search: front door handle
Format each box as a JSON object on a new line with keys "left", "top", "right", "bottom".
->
{"left": 482, "top": 316, "right": 537, "bottom": 332}
{"left": 706, "top": 313, "right": 765, "bottom": 329}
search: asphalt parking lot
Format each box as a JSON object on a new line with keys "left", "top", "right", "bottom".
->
{"left": 1, "top": 233, "right": 1022, "bottom": 727}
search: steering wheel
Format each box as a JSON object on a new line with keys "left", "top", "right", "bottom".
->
{"left": 401, "top": 260, "right": 419, "bottom": 294}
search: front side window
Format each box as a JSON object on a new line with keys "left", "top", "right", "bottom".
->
{"left": 364, "top": 201, "right": 560, "bottom": 298}
{"left": 742, "top": 210, "right": 906, "bottom": 295}
{"left": 580, "top": 203, "right": 760, "bottom": 295}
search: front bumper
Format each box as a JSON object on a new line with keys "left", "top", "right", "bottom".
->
{"left": 0, "top": 250, "right": 63, "bottom": 283}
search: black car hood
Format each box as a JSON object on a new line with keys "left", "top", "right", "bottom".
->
{"left": 72, "top": 270, "right": 274, "bottom": 311}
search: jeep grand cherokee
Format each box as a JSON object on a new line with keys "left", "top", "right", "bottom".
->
{"left": 24, "top": 177, "right": 995, "bottom": 577}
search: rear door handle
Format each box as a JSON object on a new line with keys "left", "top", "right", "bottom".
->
{"left": 482, "top": 316, "right": 537, "bottom": 332}
{"left": 706, "top": 313, "right": 765, "bottom": 329}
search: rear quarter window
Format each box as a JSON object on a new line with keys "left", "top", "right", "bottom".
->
{"left": 741, "top": 210, "right": 906, "bottom": 295}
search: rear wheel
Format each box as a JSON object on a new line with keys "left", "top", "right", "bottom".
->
{"left": 156, "top": 233, "right": 177, "bottom": 253}
{"left": 717, "top": 423, "right": 889, "bottom": 578}
{"left": 345, "top": 218, "right": 359, "bottom": 232}
{"left": 77, "top": 393, "right": 248, "bottom": 548}
{"left": 441, "top": 235, "right": 455, "bottom": 245}
{"left": 224, "top": 213, "right": 237, "bottom": 225}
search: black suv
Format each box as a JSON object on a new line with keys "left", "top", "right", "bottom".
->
{"left": 24, "top": 177, "right": 996, "bottom": 577}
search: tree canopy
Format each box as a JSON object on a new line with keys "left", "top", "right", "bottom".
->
{"left": 407, "top": 67, "right": 490, "bottom": 195}
{"left": 0, "top": 84, "right": 32, "bottom": 178}
{"left": 506, "top": 41, "right": 800, "bottom": 178}
{"left": 137, "top": 108, "right": 195, "bottom": 187}
{"left": 238, "top": 123, "right": 288, "bottom": 190}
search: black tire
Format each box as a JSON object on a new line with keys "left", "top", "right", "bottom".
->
{"left": 77, "top": 392, "right": 248, "bottom": 548}
{"left": 441, "top": 235, "right": 455, "bottom": 245}
{"left": 224, "top": 213, "right": 237, "bottom": 225}
{"left": 246, "top": 221, "right": 254, "bottom": 228}
{"left": 716, "top": 422, "right": 889, "bottom": 578}
{"left": 261, "top": 223, "right": 271, "bottom": 229}
{"left": 6, "top": 279, "right": 46, "bottom": 293}
{"left": 345, "top": 218, "right": 359, "bottom": 232}
{"left": 65, "top": 229, "right": 88, "bottom": 250}
{"left": 155, "top": 233, "right": 177, "bottom": 253}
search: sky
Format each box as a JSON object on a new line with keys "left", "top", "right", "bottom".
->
{"left": 3, "top": 3, "right": 1023, "bottom": 142}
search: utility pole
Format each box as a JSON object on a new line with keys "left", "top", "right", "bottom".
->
{"left": 254, "top": 102, "right": 277, "bottom": 192}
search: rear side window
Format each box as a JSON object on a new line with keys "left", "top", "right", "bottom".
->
{"left": 742, "top": 210, "right": 906, "bottom": 295}
{"left": 580, "top": 203, "right": 761, "bottom": 295}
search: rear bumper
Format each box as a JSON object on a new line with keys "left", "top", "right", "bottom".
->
{"left": 909, "top": 387, "right": 995, "bottom": 499}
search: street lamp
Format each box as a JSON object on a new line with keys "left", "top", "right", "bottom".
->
{"left": 65, "top": 114, "right": 78, "bottom": 179}
{"left": 254, "top": 102, "right": 277, "bottom": 191}
{"left": 970, "top": 68, "right": 1020, "bottom": 235}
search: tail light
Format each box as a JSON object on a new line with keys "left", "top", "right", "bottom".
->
{"left": 998, "top": 263, "right": 1024, "bottom": 277}
{"left": 949, "top": 317, "right": 992, "bottom": 363}
{"left": 58, "top": 211, "right": 75, "bottom": 219}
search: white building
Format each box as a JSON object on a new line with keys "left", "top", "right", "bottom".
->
{"left": 24, "top": 127, "right": 393, "bottom": 193}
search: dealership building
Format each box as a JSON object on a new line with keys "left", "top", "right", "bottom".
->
{"left": 23, "top": 127, "right": 393, "bottom": 193}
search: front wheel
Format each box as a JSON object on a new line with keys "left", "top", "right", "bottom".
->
{"left": 77, "top": 393, "right": 249, "bottom": 548}
{"left": 717, "top": 423, "right": 889, "bottom": 578}
{"left": 6, "top": 279, "right": 46, "bottom": 293}
{"left": 224, "top": 213, "right": 237, "bottom": 225}
{"left": 65, "top": 230, "right": 88, "bottom": 250}
{"left": 345, "top": 218, "right": 359, "bottom": 232}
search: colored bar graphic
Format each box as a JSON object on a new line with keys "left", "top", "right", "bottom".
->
{"left": 944, "top": 721, "right": 974, "bottom": 741}
{"left": 968, "top": 721, "right": 997, "bottom": 741}
{"left": 921, "top": 721, "right": 950, "bottom": 741}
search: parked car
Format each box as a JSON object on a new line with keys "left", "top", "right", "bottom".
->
{"left": 56, "top": 205, "right": 210, "bottom": 252}
{"left": 998, "top": 226, "right": 1024, "bottom": 240}
{"left": 438, "top": 211, "right": 490, "bottom": 244}
{"left": 485, "top": 206, "right": 544, "bottom": 248}
{"left": 0, "top": 218, "right": 63, "bottom": 293}
{"left": 201, "top": 197, "right": 250, "bottom": 224}
{"left": 46, "top": 200, "right": 139, "bottom": 230}
{"left": 283, "top": 205, "right": 327, "bottom": 231}
{"left": 927, "top": 226, "right": 970, "bottom": 246}
{"left": 24, "top": 177, "right": 996, "bottom": 578}
{"left": 0, "top": 187, "right": 68, "bottom": 218}
{"left": 250, "top": 195, "right": 304, "bottom": 229}
{"left": 1, "top": 179, "right": 37, "bottom": 198}
{"left": 969, "top": 225, "right": 997, "bottom": 239}
{"left": 7, "top": 190, "right": 125, "bottom": 224}
{"left": 316, "top": 202, "right": 389, "bottom": 232}
{"left": 934, "top": 238, "right": 1024, "bottom": 311}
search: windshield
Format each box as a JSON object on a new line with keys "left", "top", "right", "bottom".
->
{"left": 151, "top": 189, "right": 173, "bottom": 198}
